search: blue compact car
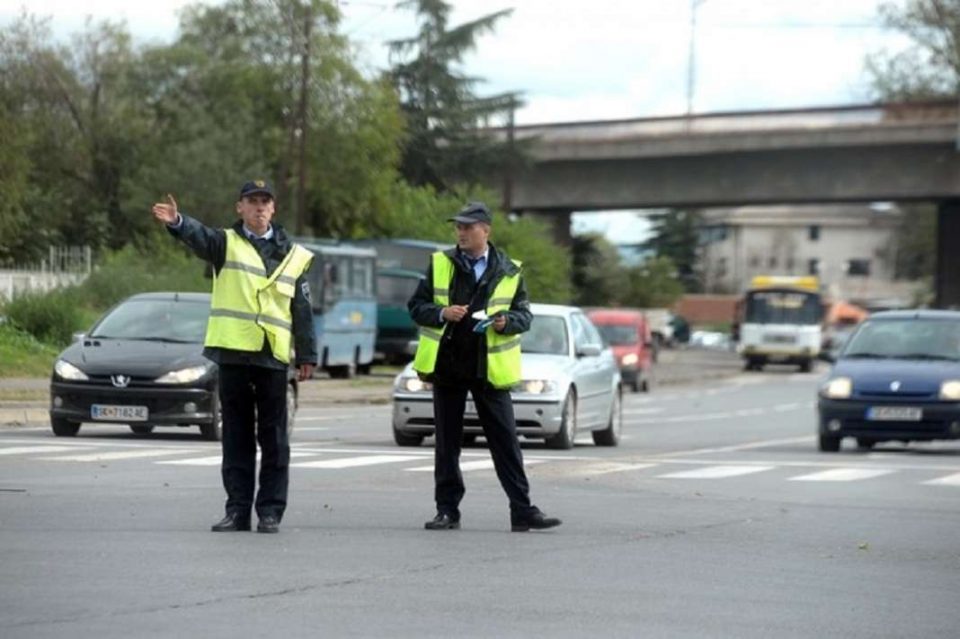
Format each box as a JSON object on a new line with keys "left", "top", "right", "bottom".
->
{"left": 817, "top": 310, "right": 960, "bottom": 452}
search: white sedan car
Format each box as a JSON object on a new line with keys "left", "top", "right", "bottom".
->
{"left": 392, "top": 303, "right": 623, "bottom": 449}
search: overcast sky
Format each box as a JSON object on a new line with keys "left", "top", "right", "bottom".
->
{"left": 0, "top": 0, "right": 912, "bottom": 242}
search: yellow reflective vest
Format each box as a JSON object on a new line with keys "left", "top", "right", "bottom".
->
{"left": 205, "top": 229, "right": 314, "bottom": 364}
{"left": 413, "top": 251, "right": 523, "bottom": 389}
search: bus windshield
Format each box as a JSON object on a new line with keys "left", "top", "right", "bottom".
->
{"left": 744, "top": 289, "right": 821, "bottom": 325}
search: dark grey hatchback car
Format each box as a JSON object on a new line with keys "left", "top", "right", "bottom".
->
{"left": 49, "top": 292, "right": 297, "bottom": 440}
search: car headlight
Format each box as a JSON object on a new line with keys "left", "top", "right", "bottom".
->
{"left": 940, "top": 380, "right": 960, "bottom": 400}
{"left": 513, "top": 379, "right": 558, "bottom": 395}
{"left": 155, "top": 365, "right": 210, "bottom": 384}
{"left": 395, "top": 376, "right": 432, "bottom": 393}
{"left": 821, "top": 377, "right": 852, "bottom": 399}
{"left": 54, "top": 359, "right": 89, "bottom": 381}
{"left": 621, "top": 353, "right": 639, "bottom": 366}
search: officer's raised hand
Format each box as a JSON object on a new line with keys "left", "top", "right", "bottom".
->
{"left": 152, "top": 194, "right": 179, "bottom": 225}
{"left": 442, "top": 305, "right": 469, "bottom": 322}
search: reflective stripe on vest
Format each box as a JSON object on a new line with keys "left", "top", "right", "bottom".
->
{"left": 412, "top": 251, "right": 523, "bottom": 389}
{"left": 204, "top": 229, "right": 314, "bottom": 364}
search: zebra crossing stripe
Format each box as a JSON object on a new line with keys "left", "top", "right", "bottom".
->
{"left": 0, "top": 445, "right": 76, "bottom": 456}
{"left": 39, "top": 449, "right": 195, "bottom": 462}
{"left": 404, "top": 459, "right": 545, "bottom": 473}
{"left": 922, "top": 472, "right": 960, "bottom": 486}
{"left": 291, "top": 455, "right": 416, "bottom": 469}
{"left": 789, "top": 468, "right": 895, "bottom": 482}
{"left": 158, "top": 451, "right": 316, "bottom": 466}
{"left": 658, "top": 465, "right": 774, "bottom": 479}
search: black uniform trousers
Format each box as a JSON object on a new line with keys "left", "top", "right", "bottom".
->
{"left": 218, "top": 364, "right": 290, "bottom": 520}
{"left": 432, "top": 380, "right": 535, "bottom": 518}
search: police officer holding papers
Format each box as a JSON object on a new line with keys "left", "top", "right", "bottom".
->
{"left": 408, "top": 202, "right": 561, "bottom": 532}
{"left": 152, "top": 181, "right": 317, "bottom": 534}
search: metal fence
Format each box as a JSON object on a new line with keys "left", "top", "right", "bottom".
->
{"left": 0, "top": 246, "right": 92, "bottom": 302}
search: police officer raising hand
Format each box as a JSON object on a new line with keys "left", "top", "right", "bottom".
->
{"left": 151, "top": 180, "right": 318, "bottom": 536}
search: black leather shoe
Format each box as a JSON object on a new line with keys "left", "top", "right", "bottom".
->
{"left": 211, "top": 512, "right": 251, "bottom": 532}
{"left": 424, "top": 513, "right": 460, "bottom": 530}
{"left": 511, "top": 509, "right": 562, "bottom": 532}
{"left": 257, "top": 515, "right": 280, "bottom": 534}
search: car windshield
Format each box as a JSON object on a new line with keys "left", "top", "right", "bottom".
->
{"left": 842, "top": 318, "right": 960, "bottom": 361}
{"left": 522, "top": 316, "right": 569, "bottom": 355}
{"left": 744, "top": 289, "right": 821, "bottom": 325}
{"left": 89, "top": 299, "right": 210, "bottom": 343}
{"left": 595, "top": 324, "right": 637, "bottom": 346}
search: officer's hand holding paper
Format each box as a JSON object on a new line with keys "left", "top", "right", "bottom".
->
{"left": 472, "top": 309, "right": 496, "bottom": 333}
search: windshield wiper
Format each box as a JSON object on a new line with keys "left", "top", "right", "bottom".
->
{"left": 133, "top": 336, "right": 198, "bottom": 344}
{"left": 842, "top": 352, "right": 888, "bottom": 359}
{"left": 893, "top": 353, "right": 960, "bottom": 362}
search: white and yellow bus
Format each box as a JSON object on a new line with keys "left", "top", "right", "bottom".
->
{"left": 736, "top": 276, "right": 823, "bottom": 372}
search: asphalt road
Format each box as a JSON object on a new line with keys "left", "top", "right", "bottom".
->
{"left": 2, "top": 366, "right": 959, "bottom": 638}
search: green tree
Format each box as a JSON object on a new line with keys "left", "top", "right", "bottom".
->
{"left": 570, "top": 233, "right": 624, "bottom": 307}
{"left": 867, "top": 0, "right": 960, "bottom": 100}
{"left": 388, "top": 0, "right": 520, "bottom": 190}
{"left": 645, "top": 209, "right": 702, "bottom": 292}
{"left": 621, "top": 256, "right": 685, "bottom": 308}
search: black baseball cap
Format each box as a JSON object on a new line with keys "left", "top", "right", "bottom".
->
{"left": 448, "top": 201, "right": 492, "bottom": 225}
{"left": 239, "top": 179, "right": 274, "bottom": 200}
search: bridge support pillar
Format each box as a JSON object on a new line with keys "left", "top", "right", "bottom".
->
{"left": 936, "top": 200, "right": 960, "bottom": 309}
{"left": 518, "top": 210, "right": 572, "bottom": 246}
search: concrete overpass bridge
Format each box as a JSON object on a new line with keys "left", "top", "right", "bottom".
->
{"left": 490, "top": 100, "right": 960, "bottom": 307}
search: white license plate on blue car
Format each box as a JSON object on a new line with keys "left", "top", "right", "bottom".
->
{"left": 866, "top": 406, "right": 922, "bottom": 421}
{"left": 91, "top": 404, "right": 149, "bottom": 422}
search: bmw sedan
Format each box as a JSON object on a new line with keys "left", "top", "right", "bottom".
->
{"left": 392, "top": 303, "right": 623, "bottom": 449}
{"left": 49, "top": 292, "right": 298, "bottom": 440}
{"left": 817, "top": 310, "right": 960, "bottom": 452}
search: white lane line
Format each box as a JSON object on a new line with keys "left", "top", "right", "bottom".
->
{"left": 789, "top": 468, "right": 895, "bottom": 482}
{"left": 655, "top": 436, "right": 815, "bottom": 457}
{"left": 405, "top": 459, "right": 545, "bottom": 473}
{"left": 293, "top": 416, "right": 339, "bottom": 423}
{"left": 0, "top": 445, "right": 78, "bottom": 456}
{"left": 292, "top": 455, "right": 417, "bottom": 469}
{"left": 573, "top": 462, "right": 658, "bottom": 476}
{"left": 658, "top": 465, "right": 774, "bottom": 479}
{"left": 924, "top": 472, "right": 960, "bottom": 486}
{"left": 291, "top": 426, "right": 329, "bottom": 432}
{"left": 623, "top": 408, "right": 665, "bottom": 416}
{"left": 773, "top": 403, "right": 802, "bottom": 412}
{"left": 734, "top": 408, "right": 765, "bottom": 417}
{"left": 159, "top": 451, "right": 315, "bottom": 466}
{"left": 40, "top": 449, "right": 192, "bottom": 462}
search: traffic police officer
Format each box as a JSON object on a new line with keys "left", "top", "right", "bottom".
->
{"left": 151, "top": 181, "right": 317, "bottom": 534}
{"left": 408, "top": 201, "right": 561, "bottom": 532}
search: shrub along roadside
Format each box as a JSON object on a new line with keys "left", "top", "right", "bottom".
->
{"left": 0, "top": 322, "right": 59, "bottom": 377}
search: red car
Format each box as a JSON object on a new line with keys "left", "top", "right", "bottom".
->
{"left": 587, "top": 309, "right": 654, "bottom": 392}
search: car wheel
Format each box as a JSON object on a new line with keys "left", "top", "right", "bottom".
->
{"left": 631, "top": 378, "right": 641, "bottom": 393}
{"left": 130, "top": 425, "right": 155, "bottom": 436}
{"left": 856, "top": 437, "right": 875, "bottom": 450}
{"left": 546, "top": 390, "right": 576, "bottom": 450}
{"left": 799, "top": 360, "right": 813, "bottom": 373}
{"left": 200, "top": 395, "right": 223, "bottom": 441}
{"left": 393, "top": 427, "right": 424, "bottom": 447}
{"left": 592, "top": 389, "right": 622, "bottom": 447}
{"left": 641, "top": 375, "right": 651, "bottom": 393}
{"left": 328, "top": 363, "right": 355, "bottom": 379}
{"left": 818, "top": 433, "right": 841, "bottom": 452}
{"left": 286, "top": 382, "right": 298, "bottom": 437}
{"left": 51, "top": 417, "right": 80, "bottom": 437}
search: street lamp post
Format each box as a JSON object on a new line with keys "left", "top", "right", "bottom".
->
{"left": 687, "top": 0, "right": 708, "bottom": 123}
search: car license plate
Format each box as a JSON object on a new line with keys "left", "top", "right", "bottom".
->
{"left": 91, "top": 404, "right": 149, "bottom": 422}
{"left": 866, "top": 406, "right": 922, "bottom": 421}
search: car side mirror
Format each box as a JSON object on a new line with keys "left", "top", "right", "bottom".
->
{"left": 577, "top": 344, "right": 602, "bottom": 358}
{"left": 819, "top": 351, "right": 835, "bottom": 363}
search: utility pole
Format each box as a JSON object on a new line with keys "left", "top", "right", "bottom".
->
{"left": 686, "top": 0, "right": 707, "bottom": 128}
{"left": 296, "top": 3, "right": 312, "bottom": 235}
{"left": 502, "top": 96, "right": 516, "bottom": 213}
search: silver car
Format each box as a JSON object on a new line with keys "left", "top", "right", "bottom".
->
{"left": 392, "top": 303, "right": 623, "bottom": 449}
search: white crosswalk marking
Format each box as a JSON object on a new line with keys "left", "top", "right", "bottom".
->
{"left": 159, "top": 451, "right": 315, "bottom": 466}
{"left": 0, "top": 445, "right": 77, "bottom": 456}
{"left": 922, "top": 472, "right": 960, "bottom": 486}
{"left": 658, "top": 465, "right": 774, "bottom": 479}
{"left": 789, "top": 468, "right": 895, "bottom": 482}
{"left": 39, "top": 449, "right": 193, "bottom": 462}
{"left": 292, "top": 455, "right": 416, "bottom": 469}
{"left": 404, "top": 459, "right": 545, "bottom": 473}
